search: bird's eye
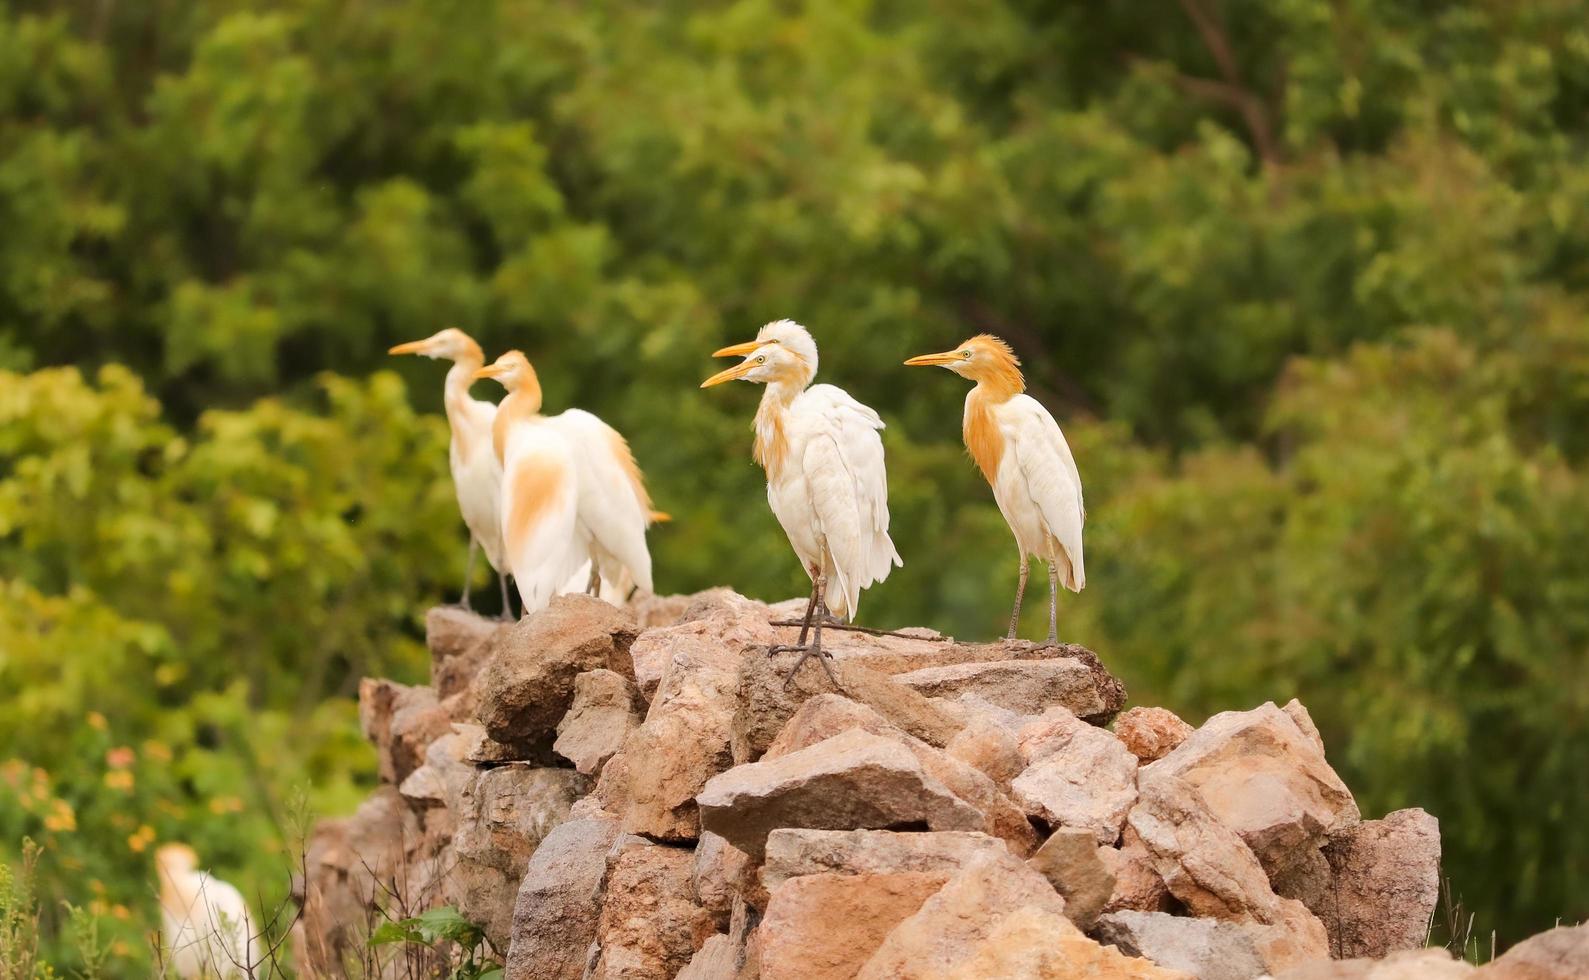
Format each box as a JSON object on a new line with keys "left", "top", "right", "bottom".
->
{"left": 961, "top": 350, "right": 972, "bottom": 359}
{"left": 756, "top": 355, "right": 766, "bottom": 364}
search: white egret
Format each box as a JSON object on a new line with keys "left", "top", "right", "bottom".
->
{"left": 701, "top": 320, "right": 902, "bottom": 685}
{"left": 155, "top": 843, "right": 258, "bottom": 979}
{"left": 905, "top": 334, "right": 1084, "bottom": 644}
{"left": 388, "top": 328, "right": 514, "bottom": 617}
{"left": 472, "top": 350, "right": 664, "bottom": 614}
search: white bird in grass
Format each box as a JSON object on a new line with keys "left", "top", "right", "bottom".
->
{"left": 905, "top": 335, "right": 1084, "bottom": 644}
{"left": 388, "top": 328, "right": 514, "bottom": 618}
{"left": 701, "top": 320, "right": 902, "bottom": 686}
{"left": 155, "top": 843, "right": 258, "bottom": 980}
{"left": 473, "top": 350, "right": 665, "bottom": 614}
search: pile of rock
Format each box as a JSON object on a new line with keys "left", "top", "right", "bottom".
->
{"left": 297, "top": 590, "right": 1583, "bottom": 979}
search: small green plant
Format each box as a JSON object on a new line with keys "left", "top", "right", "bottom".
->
{"left": 368, "top": 906, "right": 502, "bottom": 980}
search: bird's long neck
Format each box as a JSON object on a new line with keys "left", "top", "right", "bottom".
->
{"left": 443, "top": 354, "right": 486, "bottom": 459}
{"left": 964, "top": 380, "right": 1016, "bottom": 486}
{"left": 753, "top": 379, "right": 804, "bottom": 482}
{"left": 492, "top": 384, "right": 544, "bottom": 463}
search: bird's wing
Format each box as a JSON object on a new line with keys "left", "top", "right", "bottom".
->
{"left": 795, "top": 385, "right": 902, "bottom": 620}
{"left": 194, "top": 874, "right": 258, "bottom": 977}
{"left": 501, "top": 422, "right": 585, "bottom": 612}
{"left": 1004, "top": 394, "right": 1085, "bottom": 590}
{"left": 544, "top": 409, "right": 654, "bottom": 594}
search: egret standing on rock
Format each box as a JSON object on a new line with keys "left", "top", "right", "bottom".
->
{"left": 388, "top": 328, "right": 514, "bottom": 618}
{"left": 155, "top": 843, "right": 258, "bottom": 979}
{"left": 905, "top": 335, "right": 1084, "bottom": 644}
{"left": 701, "top": 320, "right": 902, "bottom": 685}
{"left": 473, "top": 350, "right": 663, "bottom": 614}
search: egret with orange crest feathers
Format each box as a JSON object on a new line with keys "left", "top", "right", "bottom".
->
{"left": 702, "top": 320, "right": 902, "bottom": 685}
{"left": 155, "top": 843, "right": 258, "bottom": 979}
{"left": 905, "top": 335, "right": 1084, "bottom": 644}
{"left": 388, "top": 328, "right": 514, "bottom": 617}
{"left": 473, "top": 350, "right": 663, "bottom": 614}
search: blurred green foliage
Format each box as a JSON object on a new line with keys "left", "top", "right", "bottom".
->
{"left": 2, "top": 0, "right": 1587, "bottom": 968}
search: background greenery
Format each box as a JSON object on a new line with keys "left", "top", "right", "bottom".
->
{"left": 2, "top": 0, "right": 1587, "bottom": 970}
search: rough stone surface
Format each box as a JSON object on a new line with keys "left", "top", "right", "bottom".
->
{"left": 761, "top": 694, "right": 900, "bottom": 761}
{"left": 1115, "top": 706, "right": 1195, "bottom": 763}
{"left": 1029, "top": 827, "right": 1116, "bottom": 930}
{"left": 936, "top": 905, "right": 1194, "bottom": 979}
{"left": 1282, "top": 698, "right": 1327, "bottom": 756}
{"left": 475, "top": 594, "right": 640, "bottom": 744}
{"left": 504, "top": 814, "right": 621, "bottom": 980}
{"left": 1104, "top": 826, "right": 1174, "bottom": 914}
{"left": 693, "top": 831, "right": 754, "bottom": 927}
{"left": 894, "top": 657, "right": 1117, "bottom": 722}
{"left": 359, "top": 678, "right": 452, "bottom": 785}
{"left": 397, "top": 729, "right": 472, "bottom": 812}
{"left": 629, "top": 591, "right": 780, "bottom": 700}
{"left": 761, "top": 829, "right": 1010, "bottom": 891}
{"left": 1012, "top": 706, "right": 1139, "bottom": 844}
{"left": 675, "top": 933, "right": 740, "bottom": 980}
{"left": 759, "top": 871, "right": 946, "bottom": 980}
{"left": 1279, "top": 949, "right": 1474, "bottom": 979}
{"left": 591, "top": 839, "right": 717, "bottom": 980}
{"left": 1474, "top": 923, "right": 1589, "bottom": 979}
{"left": 697, "top": 727, "right": 985, "bottom": 860}
{"left": 1318, "top": 808, "right": 1442, "bottom": 959}
{"left": 1142, "top": 701, "right": 1359, "bottom": 876}
{"left": 944, "top": 713, "right": 1025, "bottom": 787}
{"left": 427, "top": 606, "right": 501, "bottom": 701}
{"left": 554, "top": 669, "right": 643, "bottom": 776}
{"left": 618, "top": 632, "right": 742, "bottom": 840}
{"left": 1098, "top": 910, "right": 1271, "bottom": 980}
{"left": 856, "top": 850, "right": 1066, "bottom": 978}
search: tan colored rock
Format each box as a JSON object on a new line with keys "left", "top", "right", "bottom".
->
{"left": 629, "top": 591, "right": 782, "bottom": 700}
{"left": 697, "top": 728, "right": 984, "bottom": 860}
{"left": 554, "top": 669, "right": 643, "bottom": 776}
{"left": 694, "top": 831, "right": 755, "bottom": 927}
{"left": 475, "top": 594, "right": 640, "bottom": 744}
{"left": 1011, "top": 706, "right": 1139, "bottom": 844}
{"left": 1474, "top": 923, "right": 1589, "bottom": 979}
{"left": 1029, "top": 827, "right": 1116, "bottom": 930}
{"left": 1114, "top": 706, "right": 1195, "bottom": 763}
{"left": 426, "top": 605, "right": 501, "bottom": 700}
{"left": 1279, "top": 948, "right": 1474, "bottom": 979}
{"left": 894, "top": 657, "right": 1117, "bottom": 722}
{"left": 1103, "top": 827, "right": 1173, "bottom": 914}
{"left": 619, "top": 630, "right": 743, "bottom": 840}
{"left": 857, "top": 850, "right": 1065, "bottom": 978}
{"left": 359, "top": 678, "right": 452, "bottom": 785}
{"left": 944, "top": 905, "right": 1195, "bottom": 979}
{"left": 944, "top": 714, "right": 1025, "bottom": 787}
{"left": 828, "top": 636, "right": 1125, "bottom": 711}
{"left": 592, "top": 839, "right": 717, "bottom": 980}
{"left": 761, "top": 829, "right": 1011, "bottom": 891}
{"left": 676, "top": 933, "right": 740, "bottom": 980}
{"left": 1098, "top": 910, "right": 1271, "bottom": 980}
{"left": 1282, "top": 698, "right": 1327, "bottom": 755}
{"left": 1142, "top": 701, "right": 1359, "bottom": 876}
{"left": 505, "top": 814, "right": 621, "bottom": 980}
{"left": 762, "top": 694, "right": 900, "bottom": 760}
{"left": 398, "top": 730, "right": 473, "bottom": 811}
{"left": 1319, "top": 808, "right": 1442, "bottom": 959}
{"left": 759, "top": 871, "right": 946, "bottom": 980}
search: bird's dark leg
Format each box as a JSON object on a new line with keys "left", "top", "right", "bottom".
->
{"left": 498, "top": 572, "right": 515, "bottom": 621}
{"left": 1046, "top": 561, "right": 1060, "bottom": 646}
{"left": 457, "top": 539, "right": 478, "bottom": 610}
{"left": 585, "top": 563, "right": 601, "bottom": 597}
{"left": 769, "top": 571, "right": 840, "bottom": 689}
{"left": 1007, "top": 555, "right": 1029, "bottom": 641}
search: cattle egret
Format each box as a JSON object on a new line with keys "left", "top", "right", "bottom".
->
{"left": 155, "top": 843, "right": 258, "bottom": 979}
{"left": 701, "top": 320, "right": 902, "bottom": 685}
{"left": 389, "top": 328, "right": 514, "bottom": 618}
{"left": 473, "top": 351, "right": 663, "bottom": 614}
{"left": 905, "top": 335, "right": 1084, "bottom": 644}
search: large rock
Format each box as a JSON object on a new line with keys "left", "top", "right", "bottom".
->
{"left": 359, "top": 678, "right": 452, "bottom": 785}
{"left": 629, "top": 591, "right": 782, "bottom": 699}
{"left": 1316, "top": 808, "right": 1442, "bottom": 959}
{"left": 758, "top": 871, "right": 946, "bottom": 980}
{"left": 398, "top": 729, "right": 473, "bottom": 812}
{"left": 894, "top": 657, "right": 1120, "bottom": 722}
{"left": 475, "top": 594, "right": 639, "bottom": 744}
{"left": 618, "top": 632, "right": 746, "bottom": 840}
{"left": 554, "top": 669, "right": 643, "bottom": 776}
{"left": 451, "top": 765, "right": 589, "bottom": 947}
{"left": 1475, "top": 923, "right": 1589, "bottom": 979}
{"left": 427, "top": 606, "right": 501, "bottom": 700}
{"left": 1011, "top": 707, "right": 1139, "bottom": 844}
{"left": 697, "top": 728, "right": 984, "bottom": 860}
{"left": 1277, "top": 949, "right": 1473, "bottom": 979}
{"left": 505, "top": 814, "right": 621, "bottom": 980}
{"left": 1142, "top": 702, "right": 1359, "bottom": 876}
{"left": 1114, "top": 706, "right": 1195, "bottom": 763}
{"left": 856, "top": 850, "right": 1066, "bottom": 978}
{"left": 591, "top": 838, "right": 717, "bottom": 980}
{"left": 761, "top": 694, "right": 900, "bottom": 760}
{"left": 675, "top": 933, "right": 740, "bottom": 980}
{"left": 693, "top": 831, "right": 755, "bottom": 926}
{"left": 731, "top": 652, "right": 961, "bottom": 763}
{"left": 943, "top": 712, "right": 1025, "bottom": 787}
{"left": 1029, "top": 827, "right": 1116, "bottom": 930}
{"left": 761, "top": 829, "right": 1011, "bottom": 891}
{"left": 1098, "top": 910, "right": 1270, "bottom": 980}
{"left": 931, "top": 904, "right": 1194, "bottom": 979}
{"left": 1103, "top": 825, "right": 1173, "bottom": 914}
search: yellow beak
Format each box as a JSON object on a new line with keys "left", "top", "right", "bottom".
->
{"left": 472, "top": 364, "right": 507, "bottom": 381}
{"left": 904, "top": 350, "right": 962, "bottom": 367}
{"left": 712, "top": 341, "right": 761, "bottom": 358}
{"left": 388, "top": 339, "right": 431, "bottom": 356}
{"left": 700, "top": 359, "right": 757, "bottom": 388}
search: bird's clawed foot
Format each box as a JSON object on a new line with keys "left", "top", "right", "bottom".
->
{"left": 768, "top": 642, "right": 842, "bottom": 690}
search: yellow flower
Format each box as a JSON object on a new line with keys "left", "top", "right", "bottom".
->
{"left": 112, "top": 905, "right": 130, "bottom": 920}
{"left": 87, "top": 711, "right": 108, "bottom": 731}
{"left": 43, "top": 799, "right": 76, "bottom": 832}
{"left": 127, "top": 824, "right": 156, "bottom": 853}
{"left": 105, "top": 746, "right": 136, "bottom": 769}
{"left": 207, "top": 795, "right": 244, "bottom": 815}
{"left": 104, "top": 770, "right": 135, "bottom": 791}
{"left": 142, "top": 740, "right": 172, "bottom": 763}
